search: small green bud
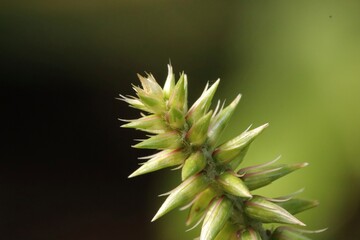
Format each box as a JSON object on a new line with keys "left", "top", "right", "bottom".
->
{"left": 244, "top": 196, "right": 305, "bottom": 226}
{"left": 168, "top": 73, "right": 188, "bottom": 113}
{"left": 163, "top": 64, "right": 175, "bottom": 99}
{"left": 186, "top": 186, "right": 218, "bottom": 226}
{"left": 217, "top": 171, "right": 252, "bottom": 199}
{"left": 276, "top": 198, "right": 319, "bottom": 215}
{"left": 152, "top": 174, "right": 209, "bottom": 222}
{"left": 121, "top": 115, "right": 168, "bottom": 134}
{"left": 186, "top": 111, "right": 213, "bottom": 146}
{"left": 239, "top": 227, "right": 262, "bottom": 240}
{"left": 241, "top": 163, "right": 308, "bottom": 191}
{"left": 213, "top": 123, "right": 268, "bottom": 165}
{"left": 270, "top": 227, "right": 312, "bottom": 240}
{"left": 200, "top": 196, "right": 233, "bottom": 240}
{"left": 182, "top": 151, "right": 207, "bottom": 181}
{"left": 128, "top": 149, "right": 187, "bottom": 178}
{"left": 208, "top": 94, "right": 241, "bottom": 147}
{"left": 186, "top": 79, "right": 220, "bottom": 126}
{"left": 166, "top": 106, "right": 186, "bottom": 130}
{"left": 118, "top": 95, "right": 150, "bottom": 113}
{"left": 133, "top": 131, "right": 182, "bottom": 149}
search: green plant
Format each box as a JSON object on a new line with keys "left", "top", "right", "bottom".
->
{"left": 120, "top": 65, "right": 323, "bottom": 240}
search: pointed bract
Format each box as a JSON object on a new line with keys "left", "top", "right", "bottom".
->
{"left": 186, "top": 111, "right": 213, "bottom": 146}
{"left": 163, "top": 64, "right": 175, "bottom": 99}
{"left": 241, "top": 163, "right": 308, "bottom": 190}
{"left": 152, "top": 174, "right": 209, "bottom": 222}
{"left": 133, "top": 131, "right": 182, "bottom": 149}
{"left": 187, "top": 79, "right": 220, "bottom": 125}
{"left": 121, "top": 115, "right": 168, "bottom": 134}
{"left": 200, "top": 196, "right": 233, "bottom": 240}
{"left": 166, "top": 106, "right": 186, "bottom": 130}
{"left": 208, "top": 94, "right": 241, "bottom": 147}
{"left": 168, "top": 73, "right": 188, "bottom": 113}
{"left": 270, "top": 227, "right": 312, "bottom": 240}
{"left": 244, "top": 196, "right": 305, "bottom": 226}
{"left": 129, "top": 149, "right": 187, "bottom": 178}
{"left": 276, "top": 198, "right": 319, "bottom": 215}
{"left": 213, "top": 123, "right": 269, "bottom": 165}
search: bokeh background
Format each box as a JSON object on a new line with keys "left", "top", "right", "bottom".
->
{"left": 2, "top": 1, "right": 360, "bottom": 239}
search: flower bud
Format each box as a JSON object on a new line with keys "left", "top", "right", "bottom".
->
{"left": 121, "top": 115, "right": 168, "bottom": 134}
{"left": 152, "top": 174, "right": 208, "bottom": 222}
{"left": 244, "top": 196, "right": 305, "bottom": 226}
{"left": 166, "top": 106, "right": 186, "bottom": 130}
{"left": 182, "top": 151, "right": 207, "bottom": 181}
{"left": 118, "top": 95, "right": 149, "bottom": 113}
{"left": 270, "top": 227, "right": 312, "bottom": 240}
{"left": 208, "top": 94, "right": 241, "bottom": 147}
{"left": 213, "top": 124, "right": 268, "bottom": 166}
{"left": 241, "top": 163, "right": 308, "bottom": 191}
{"left": 168, "top": 73, "right": 188, "bottom": 113}
{"left": 186, "top": 186, "right": 218, "bottom": 226}
{"left": 200, "top": 196, "right": 233, "bottom": 240}
{"left": 276, "top": 198, "right": 319, "bottom": 215}
{"left": 217, "top": 171, "right": 252, "bottom": 199}
{"left": 239, "top": 228, "right": 262, "bottom": 240}
{"left": 163, "top": 64, "right": 175, "bottom": 99}
{"left": 186, "top": 79, "right": 220, "bottom": 126}
{"left": 133, "top": 131, "right": 182, "bottom": 149}
{"left": 186, "top": 111, "right": 213, "bottom": 146}
{"left": 128, "top": 149, "right": 187, "bottom": 178}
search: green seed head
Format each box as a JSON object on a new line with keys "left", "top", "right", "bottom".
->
{"left": 121, "top": 65, "right": 323, "bottom": 239}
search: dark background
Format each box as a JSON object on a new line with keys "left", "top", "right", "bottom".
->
{"left": 1, "top": 1, "right": 360, "bottom": 240}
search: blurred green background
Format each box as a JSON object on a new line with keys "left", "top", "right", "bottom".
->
{"left": 1, "top": 1, "right": 359, "bottom": 239}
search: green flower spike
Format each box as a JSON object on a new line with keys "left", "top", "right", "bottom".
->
{"left": 121, "top": 65, "right": 324, "bottom": 240}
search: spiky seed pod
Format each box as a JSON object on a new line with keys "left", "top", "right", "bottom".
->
{"left": 121, "top": 65, "right": 323, "bottom": 240}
